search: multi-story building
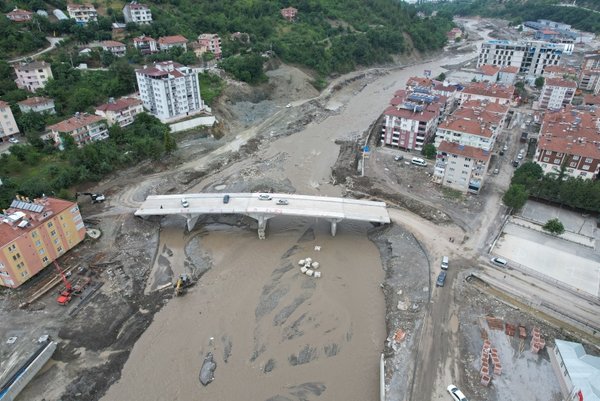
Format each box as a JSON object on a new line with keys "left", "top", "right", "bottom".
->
{"left": 381, "top": 90, "right": 443, "bottom": 151}
{"left": 158, "top": 35, "right": 187, "bottom": 52}
{"left": 14, "top": 61, "right": 53, "bottom": 92}
{"left": 474, "top": 64, "right": 500, "bottom": 83}
{"left": 281, "top": 7, "right": 298, "bottom": 22}
{"left": 67, "top": 3, "right": 98, "bottom": 24}
{"left": 477, "top": 40, "right": 573, "bottom": 77}
{"left": 196, "top": 34, "right": 222, "bottom": 60}
{"left": 460, "top": 82, "right": 515, "bottom": 106}
{"left": 549, "top": 339, "right": 600, "bottom": 401}
{"left": 542, "top": 65, "right": 577, "bottom": 79}
{"left": 579, "top": 69, "right": 600, "bottom": 94}
{"left": 133, "top": 35, "right": 158, "bottom": 54}
{"left": 95, "top": 97, "right": 144, "bottom": 127}
{"left": 433, "top": 141, "right": 491, "bottom": 194}
{"left": 6, "top": 8, "right": 33, "bottom": 22}
{"left": 135, "top": 61, "right": 204, "bottom": 122}
{"left": 498, "top": 65, "right": 519, "bottom": 85}
{"left": 534, "top": 106, "right": 600, "bottom": 180}
{"left": 17, "top": 97, "right": 56, "bottom": 114}
{"left": 122, "top": 1, "right": 152, "bottom": 24}
{"left": 0, "top": 196, "right": 86, "bottom": 288}
{"left": 101, "top": 40, "right": 127, "bottom": 57}
{"left": 435, "top": 100, "right": 509, "bottom": 152}
{"left": 0, "top": 101, "right": 20, "bottom": 142}
{"left": 537, "top": 77, "right": 576, "bottom": 110}
{"left": 47, "top": 113, "right": 108, "bottom": 148}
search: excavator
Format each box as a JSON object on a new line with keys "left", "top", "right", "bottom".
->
{"left": 55, "top": 261, "right": 91, "bottom": 305}
{"left": 75, "top": 192, "right": 106, "bottom": 204}
{"left": 174, "top": 274, "right": 192, "bottom": 296}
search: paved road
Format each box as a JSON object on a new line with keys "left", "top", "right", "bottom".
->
{"left": 9, "top": 37, "right": 65, "bottom": 63}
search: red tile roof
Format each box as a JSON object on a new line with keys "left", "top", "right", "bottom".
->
{"left": 478, "top": 64, "right": 500, "bottom": 76}
{"left": 18, "top": 97, "right": 53, "bottom": 107}
{"left": 438, "top": 140, "right": 491, "bottom": 161}
{"left": 158, "top": 35, "right": 187, "bottom": 45}
{"left": 127, "top": 2, "right": 150, "bottom": 10}
{"left": 96, "top": 97, "right": 142, "bottom": 112}
{"left": 134, "top": 35, "right": 156, "bottom": 43}
{"left": 48, "top": 114, "right": 104, "bottom": 133}
{"left": 0, "top": 100, "right": 9, "bottom": 108}
{"left": 102, "top": 40, "right": 125, "bottom": 48}
{"left": 406, "top": 76, "right": 432, "bottom": 89}
{"left": 462, "top": 82, "right": 514, "bottom": 100}
{"left": 383, "top": 104, "right": 439, "bottom": 123}
{"left": 538, "top": 107, "right": 600, "bottom": 159}
{"left": 544, "top": 77, "right": 577, "bottom": 88}
{"left": 500, "top": 65, "right": 519, "bottom": 74}
{"left": 6, "top": 8, "right": 33, "bottom": 21}
{"left": 584, "top": 94, "right": 600, "bottom": 105}
{"left": 543, "top": 65, "right": 576, "bottom": 75}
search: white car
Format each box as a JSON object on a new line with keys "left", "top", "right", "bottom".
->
{"left": 411, "top": 157, "right": 427, "bottom": 167}
{"left": 181, "top": 198, "right": 189, "bottom": 208}
{"left": 276, "top": 199, "right": 289, "bottom": 205}
{"left": 447, "top": 384, "right": 468, "bottom": 401}
{"left": 258, "top": 194, "right": 272, "bottom": 200}
{"left": 490, "top": 257, "right": 508, "bottom": 267}
{"left": 8, "top": 137, "right": 19, "bottom": 144}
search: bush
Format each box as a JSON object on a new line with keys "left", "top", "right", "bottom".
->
{"left": 542, "top": 218, "right": 565, "bottom": 235}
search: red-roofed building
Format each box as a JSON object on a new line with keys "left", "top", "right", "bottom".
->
{"left": 475, "top": 64, "right": 500, "bottom": 83}
{"left": 47, "top": 113, "right": 108, "bottom": 148}
{"left": 158, "top": 35, "right": 187, "bottom": 52}
{"left": 6, "top": 8, "right": 33, "bottom": 22}
{"left": 101, "top": 40, "right": 126, "bottom": 57}
{"left": 95, "top": 97, "right": 143, "bottom": 127}
{"left": 195, "top": 33, "right": 222, "bottom": 60}
{"left": 17, "top": 96, "right": 56, "bottom": 114}
{"left": 0, "top": 196, "right": 86, "bottom": 288}
{"left": 538, "top": 77, "right": 576, "bottom": 110}
{"left": 133, "top": 35, "right": 158, "bottom": 54}
{"left": 460, "top": 82, "right": 515, "bottom": 106}
{"left": 542, "top": 65, "right": 577, "bottom": 79}
{"left": 281, "top": 7, "right": 298, "bottom": 22}
{"left": 534, "top": 107, "right": 600, "bottom": 179}
{"left": 433, "top": 141, "right": 492, "bottom": 194}
{"left": 498, "top": 65, "right": 519, "bottom": 85}
{"left": 583, "top": 94, "right": 600, "bottom": 106}
{"left": 67, "top": 3, "right": 97, "bottom": 24}
{"left": 447, "top": 27, "right": 462, "bottom": 41}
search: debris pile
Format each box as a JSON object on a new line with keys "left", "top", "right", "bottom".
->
{"left": 479, "top": 339, "right": 502, "bottom": 386}
{"left": 530, "top": 326, "right": 546, "bottom": 354}
{"left": 298, "top": 258, "right": 321, "bottom": 278}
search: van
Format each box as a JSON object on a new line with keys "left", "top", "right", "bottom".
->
{"left": 411, "top": 157, "right": 427, "bottom": 167}
{"left": 490, "top": 257, "right": 507, "bottom": 267}
{"left": 441, "top": 256, "right": 449, "bottom": 270}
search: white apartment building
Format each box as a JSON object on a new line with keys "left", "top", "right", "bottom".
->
{"left": 0, "top": 101, "right": 20, "bottom": 142}
{"left": 47, "top": 113, "right": 108, "bottom": 148}
{"left": 477, "top": 40, "right": 574, "bottom": 77}
{"left": 14, "top": 61, "right": 53, "bottom": 92}
{"left": 537, "top": 77, "right": 576, "bottom": 110}
{"left": 433, "top": 141, "right": 491, "bottom": 194}
{"left": 135, "top": 61, "right": 204, "bottom": 122}
{"left": 67, "top": 4, "right": 97, "bottom": 24}
{"left": 95, "top": 97, "right": 144, "bottom": 127}
{"left": 17, "top": 97, "right": 56, "bottom": 114}
{"left": 101, "top": 40, "right": 127, "bottom": 57}
{"left": 123, "top": 2, "right": 152, "bottom": 24}
{"left": 133, "top": 35, "right": 158, "bottom": 54}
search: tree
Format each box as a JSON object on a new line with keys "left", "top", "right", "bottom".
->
{"left": 542, "top": 218, "right": 565, "bottom": 235}
{"left": 535, "top": 76, "right": 545, "bottom": 89}
{"left": 422, "top": 143, "right": 436, "bottom": 159}
{"left": 502, "top": 184, "right": 528, "bottom": 211}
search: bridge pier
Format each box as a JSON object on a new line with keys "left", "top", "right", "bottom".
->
{"left": 186, "top": 215, "right": 200, "bottom": 232}
{"left": 329, "top": 218, "right": 343, "bottom": 237}
{"left": 247, "top": 214, "right": 275, "bottom": 240}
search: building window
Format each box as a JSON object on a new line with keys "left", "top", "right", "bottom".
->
{"left": 57, "top": 246, "right": 63, "bottom": 253}
{"left": 31, "top": 231, "right": 38, "bottom": 239}
{"left": 569, "top": 162, "right": 576, "bottom": 168}
{"left": 583, "top": 165, "right": 590, "bottom": 170}
{"left": 8, "top": 244, "right": 16, "bottom": 252}
{"left": 51, "top": 230, "right": 56, "bottom": 237}
{"left": 39, "top": 249, "right": 45, "bottom": 255}
{"left": 553, "top": 159, "right": 561, "bottom": 164}
{"left": 47, "top": 222, "right": 53, "bottom": 228}
{"left": 42, "top": 256, "right": 49, "bottom": 263}
{"left": 585, "top": 158, "right": 593, "bottom": 163}
{"left": 573, "top": 155, "right": 580, "bottom": 161}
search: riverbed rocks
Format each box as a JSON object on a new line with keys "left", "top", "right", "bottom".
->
{"left": 199, "top": 352, "right": 217, "bottom": 386}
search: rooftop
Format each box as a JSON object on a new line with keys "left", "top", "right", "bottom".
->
{"left": 584, "top": 94, "right": 600, "bottom": 106}
{"left": 18, "top": 96, "right": 53, "bottom": 107}
{"left": 438, "top": 140, "right": 491, "bottom": 161}
{"left": 554, "top": 339, "right": 600, "bottom": 401}
{"left": 158, "top": 35, "right": 187, "bottom": 45}
{"left": 538, "top": 106, "right": 600, "bottom": 159}
{"left": 67, "top": 3, "right": 96, "bottom": 10}
{"left": 102, "top": 40, "right": 125, "bottom": 48}
{"left": 478, "top": 64, "right": 501, "bottom": 76}
{"left": 48, "top": 113, "right": 104, "bottom": 133}
{"left": 14, "top": 60, "right": 50, "bottom": 71}
{"left": 134, "top": 35, "right": 156, "bottom": 43}
{"left": 96, "top": 97, "right": 142, "bottom": 112}
{"left": 543, "top": 65, "right": 577, "bottom": 75}
{"left": 126, "top": 2, "right": 150, "bottom": 9}
{"left": 135, "top": 61, "right": 187, "bottom": 78}
{"left": 544, "top": 77, "right": 577, "bottom": 88}
{"left": 462, "top": 82, "right": 515, "bottom": 100}
{"left": 500, "top": 65, "right": 519, "bottom": 74}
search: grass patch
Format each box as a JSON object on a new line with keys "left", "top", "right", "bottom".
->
{"left": 441, "top": 187, "right": 464, "bottom": 201}
{"left": 199, "top": 72, "right": 225, "bottom": 106}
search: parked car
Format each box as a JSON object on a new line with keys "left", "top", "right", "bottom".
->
{"left": 499, "top": 150, "right": 504, "bottom": 156}
{"left": 276, "top": 199, "right": 289, "bottom": 205}
{"left": 490, "top": 257, "right": 508, "bottom": 267}
{"left": 493, "top": 168, "right": 499, "bottom": 174}
{"left": 441, "top": 256, "right": 449, "bottom": 270}
{"left": 447, "top": 384, "right": 468, "bottom": 401}
{"left": 436, "top": 271, "right": 447, "bottom": 287}
{"left": 223, "top": 194, "right": 230, "bottom": 204}
{"left": 258, "top": 194, "right": 272, "bottom": 200}
{"left": 394, "top": 155, "right": 404, "bottom": 161}
{"left": 517, "top": 153, "right": 523, "bottom": 160}
{"left": 512, "top": 160, "right": 519, "bottom": 168}
{"left": 502, "top": 145, "right": 508, "bottom": 152}
{"left": 181, "top": 198, "right": 189, "bottom": 208}
{"left": 8, "top": 137, "right": 19, "bottom": 144}
{"left": 411, "top": 157, "right": 427, "bottom": 167}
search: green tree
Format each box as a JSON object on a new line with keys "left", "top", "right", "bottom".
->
{"left": 542, "top": 218, "right": 565, "bottom": 235}
{"left": 502, "top": 184, "right": 528, "bottom": 211}
{"left": 535, "top": 76, "right": 545, "bottom": 89}
{"left": 422, "top": 144, "right": 436, "bottom": 159}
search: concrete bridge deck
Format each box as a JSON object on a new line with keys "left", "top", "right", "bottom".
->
{"left": 135, "top": 193, "right": 390, "bottom": 239}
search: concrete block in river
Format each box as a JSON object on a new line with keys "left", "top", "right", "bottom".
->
{"left": 199, "top": 352, "right": 216, "bottom": 386}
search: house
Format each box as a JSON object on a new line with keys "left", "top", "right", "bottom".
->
{"left": 534, "top": 106, "right": 600, "bottom": 180}
{"left": 123, "top": 1, "right": 152, "bottom": 24}
{"left": 433, "top": 141, "right": 491, "bottom": 194}
{"left": 281, "top": 7, "right": 298, "bottom": 22}
{"left": 196, "top": 34, "right": 222, "bottom": 60}
{"left": 549, "top": 339, "right": 600, "bottom": 401}
{"left": 460, "top": 82, "right": 515, "bottom": 106}
{"left": 381, "top": 89, "right": 444, "bottom": 151}
{"left": 0, "top": 101, "right": 20, "bottom": 142}
{"left": 158, "top": 35, "right": 188, "bottom": 52}
{"left": 135, "top": 61, "right": 204, "bottom": 122}
{"left": 101, "top": 40, "right": 126, "bottom": 57}
{"left": 67, "top": 3, "right": 98, "bottom": 24}
{"left": 435, "top": 100, "right": 509, "bottom": 152}
{"left": 534, "top": 29, "right": 560, "bottom": 41}
{"left": 133, "top": 35, "right": 158, "bottom": 54}
{"left": 14, "top": 61, "right": 53, "bottom": 92}
{"left": 17, "top": 97, "right": 56, "bottom": 114}
{"left": 95, "top": 97, "right": 144, "bottom": 127}
{"left": 498, "top": 65, "right": 519, "bottom": 85}
{"left": 447, "top": 27, "right": 462, "bottom": 41}
{"left": 474, "top": 64, "right": 500, "bottom": 83}
{"left": 537, "top": 77, "right": 576, "bottom": 110}
{"left": 47, "top": 113, "right": 109, "bottom": 148}
{"left": 6, "top": 8, "right": 33, "bottom": 22}
{"left": 0, "top": 196, "right": 86, "bottom": 288}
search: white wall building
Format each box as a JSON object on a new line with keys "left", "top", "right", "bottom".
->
{"left": 14, "top": 61, "right": 53, "bottom": 92}
{"left": 549, "top": 339, "right": 600, "bottom": 401}
{"left": 47, "top": 113, "right": 108, "bottom": 148}
{"left": 123, "top": 2, "right": 152, "bottom": 24}
{"left": 135, "top": 61, "right": 204, "bottom": 122}
{"left": 0, "top": 101, "right": 20, "bottom": 141}
{"left": 17, "top": 97, "right": 56, "bottom": 114}
{"left": 537, "top": 77, "right": 576, "bottom": 110}
{"left": 433, "top": 141, "right": 491, "bottom": 194}
{"left": 95, "top": 97, "right": 144, "bottom": 127}
{"left": 66, "top": 4, "right": 97, "bottom": 24}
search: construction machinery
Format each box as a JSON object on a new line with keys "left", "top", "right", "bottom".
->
{"left": 76, "top": 192, "right": 106, "bottom": 203}
{"left": 174, "top": 274, "right": 192, "bottom": 296}
{"left": 54, "top": 262, "right": 73, "bottom": 306}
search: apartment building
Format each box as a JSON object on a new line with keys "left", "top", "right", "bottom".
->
{"left": 381, "top": 90, "right": 443, "bottom": 151}
{"left": 460, "top": 82, "right": 515, "bottom": 106}
{"left": 17, "top": 97, "right": 56, "bottom": 114}
{"left": 196, "top": 34, "right": 222, "bottom": 60}
{"left": 101, "top": 40, "right": 127, "bottom": 57}
{"left": 0, "top": 196, "right": 86, "bottom": 288}
{"left": 435, "top": 100, "right": 509, "bottom": 151}
{"left": 95, "top": 97, "right": 144, "bottom": 127}
{"left": 549, "top": 339, "right": 600, "bottom": 401}
{"left": 14, "top": 61, "right": 53, "bottom": 92}
{"left": 579, "top": 69, "right": 600, "bottom": 94}
{"left": 47, "top": 113, "right": 108, "bottom": 148}
{"left": 281, "top": 7, "right": 298, "bottom": 22}
{"left": 67, "top": 3, "right": 98, "bottom": 24}
{"left": 474, "top": 64, "right": 500, "bottom": 83}
{"left": 534, "top": 106, "right": 600, "bottom": 180}
{"left": 498, "top": 65, "right": 519, "bottom": 85}
{"left": 433, "top": 141, "right": 491, "bottom": 194}
{"left": 157, "top": 35, "right": 187, "bottom": 52}
{"left": 537, "top": 77, "right": 576, "bottom": 110}
{"left": 135, "top": 61, "right": 203, "bottom": 122}
{"left": 477, "top": 40, "right": 573, "bottom": 77}
{"left": 133, "top": 35, "right": 158, "bottom": 54}
{"left": 0, "top": 101, "right": 20, "bottom": 142}
{"left": 542, "top": 65, "right": 577, "bottom": 79}
{"left": 123, "top": 1, "right": 152, "bottom": 24}
{"left": 6, "top": 8, "right": 33, "bottom": 22}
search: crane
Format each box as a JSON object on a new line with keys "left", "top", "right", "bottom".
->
{"left": 54, "top": 261, "right": 73, "bottom": 305}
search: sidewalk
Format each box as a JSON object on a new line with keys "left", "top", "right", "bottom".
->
{"left": 510, "top": 216, "right": 595, "bottom": 248}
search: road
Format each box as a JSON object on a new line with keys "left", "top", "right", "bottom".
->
{"left": 9, "top": 37, "right": 65, "bottom": 63}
